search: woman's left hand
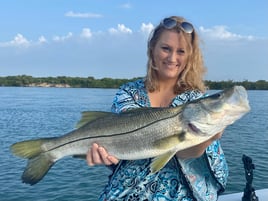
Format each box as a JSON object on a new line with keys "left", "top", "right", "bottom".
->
{"left": 86, "top": 143, "right": 119, "bottom": 166}
{"left": 176, "top": 131, "right": 223, "bottom": 159}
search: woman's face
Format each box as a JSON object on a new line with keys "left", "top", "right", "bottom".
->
{"left": 152, "top": 30, "right": 189, "bottom": 82}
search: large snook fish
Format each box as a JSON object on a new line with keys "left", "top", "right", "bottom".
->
{"left": 10, "top": 86, "right": 250, "bottom": 185}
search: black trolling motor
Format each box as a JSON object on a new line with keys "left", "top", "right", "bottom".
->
{"left": 242, "top": 154, "right": 259, "bottom": 201}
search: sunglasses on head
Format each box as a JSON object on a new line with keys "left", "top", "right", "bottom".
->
{"left": 161, "top": 18, "right": 194, "bottom": 34}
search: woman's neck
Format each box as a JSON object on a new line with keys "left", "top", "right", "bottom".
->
{"left": 148, "top": 79, "right": 177, "bottom": 107}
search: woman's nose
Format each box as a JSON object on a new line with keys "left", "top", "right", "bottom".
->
{"left": 167, "top": 52, "right": 177, "bottom": 63}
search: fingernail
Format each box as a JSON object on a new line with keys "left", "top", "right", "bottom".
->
{"left": 93, "top": 143, "right": 98, "bottom": 147}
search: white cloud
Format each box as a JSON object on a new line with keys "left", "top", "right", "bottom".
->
{"left": 199, "top": 26, "right": 254, "bottom": 40}
{"left": 13, "top": 34, "right": 30, "bottom": 45}
{"left": 109, "top": 24, "right": 132, "bottom": 34}
{"left": 65, "top": 11, "right": 103, "bottom": 18}
{"left": 53, "top": 32, "right": 73, "bottom": 42}
{"left": 120, "top": 3, "right": 132, "bottom": 9}
{"left": 80, "top": 28, "right": 92, "bottom": 39}
{"left": 0, "top": 34, "right": 49, "bottom": 48}
{"left": 0, "top": 34, "right": 31, "bottom": 47}
{"left": 38, "top": 36, "right": 47, "bottom": 44}
{"left": 140, "top": 23, "right": 154, "bottom": 36}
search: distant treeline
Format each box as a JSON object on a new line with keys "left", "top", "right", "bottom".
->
{"left": 0, "top": 75, "right": 268, "bottom": 90}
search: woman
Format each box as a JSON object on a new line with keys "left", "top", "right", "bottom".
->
{"left": 87, "top": 16, "right": 228, "bottom": 201}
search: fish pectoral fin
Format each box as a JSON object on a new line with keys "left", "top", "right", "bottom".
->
{"left": 150, "top": 151, "right": 177, "bottom": 173}
{"left": 76, "top": 111, "right": 112, "bottom": 128}
{"left": 153, "top": 131, "right": 186, "bottom": 150}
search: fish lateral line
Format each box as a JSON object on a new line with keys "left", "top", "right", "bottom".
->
{"left": 46, "top": 111, "right": 182, "bottom": 152}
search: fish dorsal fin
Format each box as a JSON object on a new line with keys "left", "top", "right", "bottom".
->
{"left": 76, "top": 111, "right": 111, "bottom": 128}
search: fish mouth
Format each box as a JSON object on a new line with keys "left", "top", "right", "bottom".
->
{"left": 188, "top": 122, "right": 209, "bottom": 136}
{"left": 228, "top": 86, "right": 250, "bottom": 112}
{"left": 188, "top": 122, "right": 201, "bottom": 134}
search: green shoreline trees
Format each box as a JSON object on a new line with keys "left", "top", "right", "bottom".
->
{"left": 0, "top": 75, "right": 267, "bottom": 90}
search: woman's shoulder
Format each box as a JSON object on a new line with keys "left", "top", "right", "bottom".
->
{"left": 119, "top": 78, "right": 145, "bottom": 91}
{"left": 111, "top": 78, "right": 149, "bottom": 113}
{"left": 171, "top": 89, "right": 204, "bottom": 107}
{"left": 117, "top": 78, "right": 148, "bottom": 102}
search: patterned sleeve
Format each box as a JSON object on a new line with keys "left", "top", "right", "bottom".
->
{"left": 203, "top": 91, "right": 228, "bottom": 191}
{"left": 205, "top": 140, "right": 229, "bottom": 191}
{"left": 111, "top": 80, "right": 146, "bottom": 113}
{"left": 111, "top": 88, "right": 137, "bottom": 113}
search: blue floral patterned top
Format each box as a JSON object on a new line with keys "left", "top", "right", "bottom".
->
{"left": 99, "top": 79, "right": 228, "bottom": 201}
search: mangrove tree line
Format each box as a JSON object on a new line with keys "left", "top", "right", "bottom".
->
{"left": 0, "top": 75, "right": 267, "bottom": 90}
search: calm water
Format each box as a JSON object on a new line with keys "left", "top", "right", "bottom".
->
{"left": 0, "top": 87, "right": 267, "bottom": 201}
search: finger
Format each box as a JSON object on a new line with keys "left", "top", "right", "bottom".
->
{"left": 98, "top": 147, "right": 112, "bottom": 165}
{"left": 86, "top": 143, "right": 100, "bottom": 166}
{"left": 99, "top": 146, "right": 120, "bottom": 165}
{"left": 107, "top": 155, "right": 120, "bottom": 165}
{"left": 86, "top": 148, "right": 94, "bottom": 166}
{"left": 91, "top": 143, "right": 103, "bottom": 165}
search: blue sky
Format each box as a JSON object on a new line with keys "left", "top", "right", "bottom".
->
{"left": 0, "top": 0, "right": 267, "bottom": 81}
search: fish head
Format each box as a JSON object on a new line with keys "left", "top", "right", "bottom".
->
{"left": 182, "top": 86, "right": 250, "bottom": 137}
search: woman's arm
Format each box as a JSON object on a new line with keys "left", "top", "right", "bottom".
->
{"left": 176, "top": 132, "right": 223, "bottom": 159}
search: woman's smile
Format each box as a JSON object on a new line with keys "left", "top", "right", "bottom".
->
{"left": 163, "top": 61, "right": 179, "bottom": 69}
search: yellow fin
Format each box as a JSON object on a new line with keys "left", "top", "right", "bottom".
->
{"left": 22, "top": 153, "right": 54, "bottom": 185}
{"left": 153, "top": 131, "right": 186, "bottom": 150}
{"left": 10, "top": 138, "right": 50, "bottom": 159}
{"left": 150, "top": 151, "right": 177, "bottom": 173}
{"left": 76, "top": 111, "right": 111, "bottom": 128}
{"left": 10, "top": 139, "right": 55, "bottom": 185}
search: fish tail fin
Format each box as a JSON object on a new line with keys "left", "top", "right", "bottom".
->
{"left": 22, "top": 153, "right": 54, "bottom": 185}
{"left": 10, "top": 139, "right": 46, "bottom": 158}
{"left": 10, "top": 139, "right": 55, "bottom": 185}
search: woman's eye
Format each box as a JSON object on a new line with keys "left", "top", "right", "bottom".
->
{"left": 177, "top": 49, "right": 185, "bottom": 55}
{"left": 161, "top": 46, "right": 170, "bottom": 51}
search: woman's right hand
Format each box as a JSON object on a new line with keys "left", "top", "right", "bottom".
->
{"left": 87, "top": 143, "right": 119, "bottom": 166}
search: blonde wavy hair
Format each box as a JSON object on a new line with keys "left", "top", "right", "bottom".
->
{"left": 145, "top": 16, "right": 207, "bottom": 94}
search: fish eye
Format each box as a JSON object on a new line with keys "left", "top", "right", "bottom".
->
{"left": 209, "top": 93, "right": 222, "bottom": 99}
